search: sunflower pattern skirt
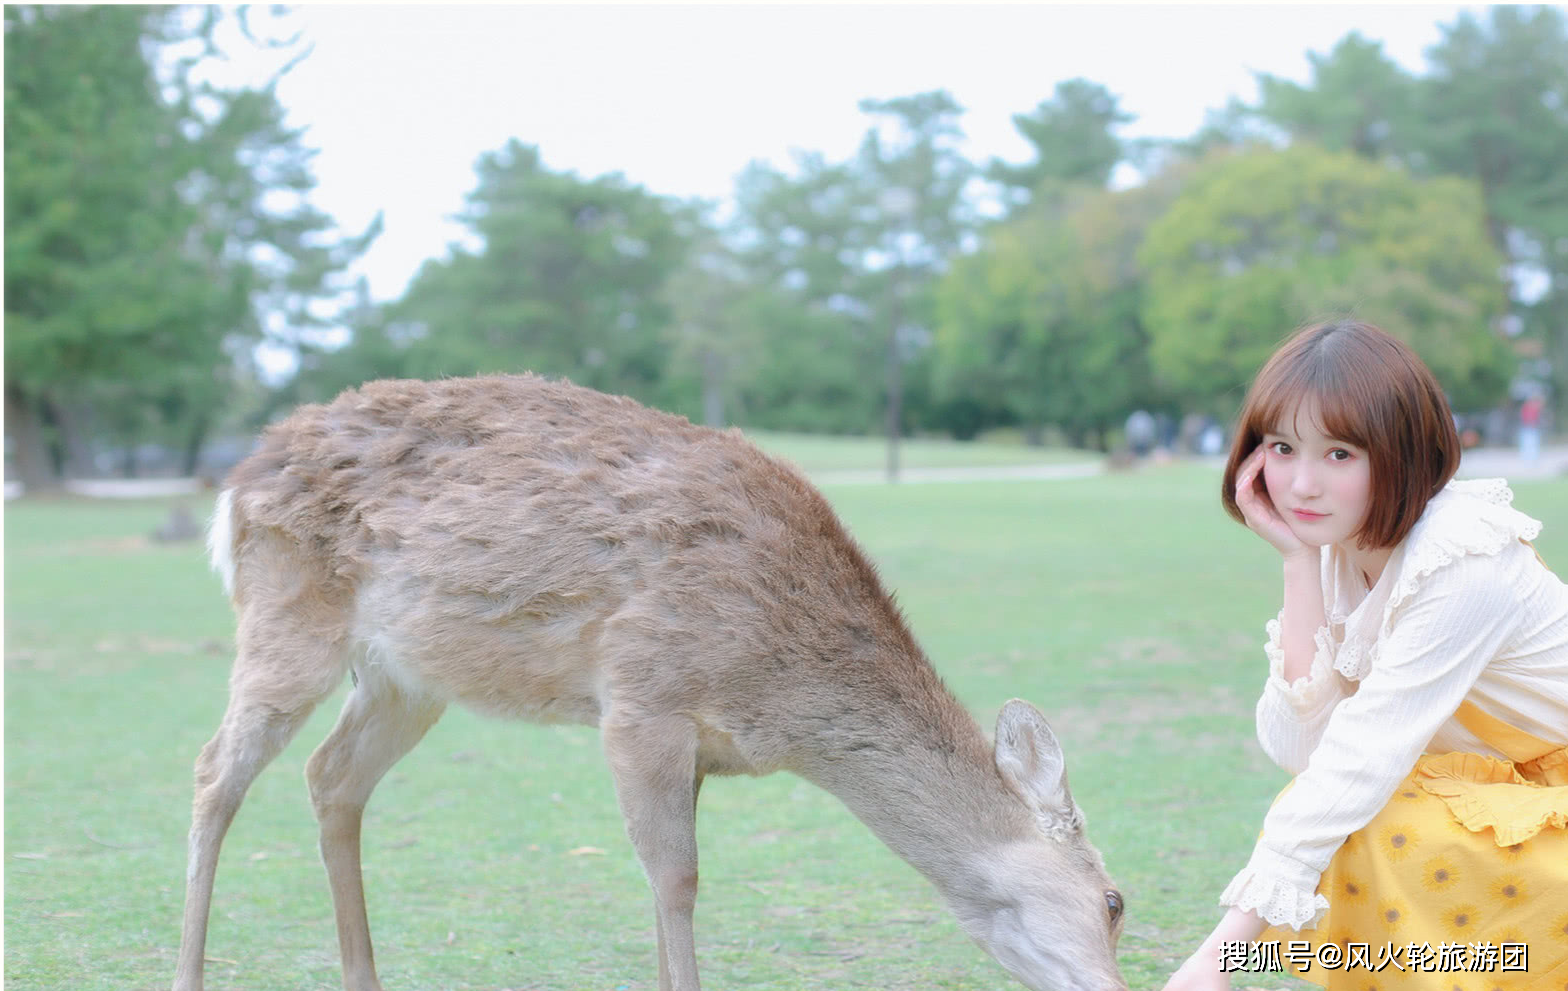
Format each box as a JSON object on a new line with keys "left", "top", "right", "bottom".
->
{"left": 1257, "top": 705, "right": 1568, "bottom": 991}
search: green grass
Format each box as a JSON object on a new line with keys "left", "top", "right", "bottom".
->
{"left": 6, "top": 468, "right": 1565, "bottom": 991}
{"left": 739, "top": 429, "right": 1097, "bottom": 474}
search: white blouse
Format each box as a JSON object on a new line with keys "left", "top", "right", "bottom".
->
{"left": 1219, "top": 478, "right": 1568, "bottom": 929}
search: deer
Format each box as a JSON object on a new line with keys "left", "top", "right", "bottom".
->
{"left": 173, "top": 373, "right": 1129, "bottom": 991}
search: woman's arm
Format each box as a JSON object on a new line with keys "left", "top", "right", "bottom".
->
{"left": 1224, "top": 547, "right": 1520, "bottom": 929}
{"left": 1161, "top": 907, "right": 1269, "bottom": 991}
{"left": 1278, "top": 551, "right": 1325, "bottom": 683}
{"left": 1235, "top": 445, "right": 1345, "bottom": 770}
{"left": 1233, "top": 445, "right": 1327, "bottom": 684}
{"left": 1254, "top": 608, "right": 1351, "bottom": 773}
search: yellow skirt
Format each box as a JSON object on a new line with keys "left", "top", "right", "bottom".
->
{"left": 1258, "top": 736, "right": 1568, "bottom": 991}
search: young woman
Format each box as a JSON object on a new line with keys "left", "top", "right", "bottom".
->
{"left": 1163, "top": 321, "right": 1568, "bottom": 991}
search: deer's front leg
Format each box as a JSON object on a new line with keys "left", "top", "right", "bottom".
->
{"left": 602, "top": 713, "right": 702, "bottom": 991}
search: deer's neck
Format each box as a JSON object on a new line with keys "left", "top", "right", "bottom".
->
{"left": 797, "top": 687, "right": 1022, "bottom": 897}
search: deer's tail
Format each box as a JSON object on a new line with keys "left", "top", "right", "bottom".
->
{"left": 206, "top": 488, "right": 239, "bottom": 600}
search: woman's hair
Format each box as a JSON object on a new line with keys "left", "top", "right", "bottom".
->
{"left": 1221, "top": 320, "right": 1460, "bottom": 549}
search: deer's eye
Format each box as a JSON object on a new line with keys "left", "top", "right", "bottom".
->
{"left": 1106, "top": 890, "right": 1124, "bottom": 923}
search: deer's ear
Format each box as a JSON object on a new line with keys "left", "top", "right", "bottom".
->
{"left": 994, "top": 700, "right": 1081, "bottom": 832}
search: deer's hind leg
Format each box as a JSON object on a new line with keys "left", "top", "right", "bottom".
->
{"left": 305, "top": 662, "right": 444, "bottom": 991}
{"left": 174, "top": 612, "right": 351, "bottom": 991}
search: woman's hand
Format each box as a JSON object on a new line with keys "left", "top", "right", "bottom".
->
{"left": 1160, "top": 948, "right": 1231, "bottom": 991}
{"left": 1163, "top": 907, "right": 1269, "bottom": 991}
{"left": 1234, "top": 445, "right": 1309, "bottom": 559}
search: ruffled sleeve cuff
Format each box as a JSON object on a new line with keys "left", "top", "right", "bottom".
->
{"left": 1262, "top": 613, "right": 1342, "bottom": 719}
{"left": 1218, "top": 844, "right": 1329, "bottom": 930}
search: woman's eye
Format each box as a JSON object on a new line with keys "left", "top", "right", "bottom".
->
{"left": 1268, "top": 441, "right": 1292, "bottom": 455}
{"left": 1328, "top": 449, "right": 1353, "bottom": 462}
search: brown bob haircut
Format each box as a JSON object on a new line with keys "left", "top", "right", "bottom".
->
{"left": 1221, "top": 320, "right": 1460, "bottom": 550}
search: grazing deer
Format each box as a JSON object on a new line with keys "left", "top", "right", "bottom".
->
{"left": 173, "top": 374, "right": 1128, "bottom": 991}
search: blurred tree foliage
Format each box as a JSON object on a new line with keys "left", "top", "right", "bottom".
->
{"left": 852, "top": 91, "right": 975, "bottom": 474}
{"left": 988, "top": 79, "right": 1134, "bottom": 211}
{"left": 299, "top": 140, "right": 687, "bottom": 412}
{"left": 933, "top": 171, "right": 1186, "bottom": 449}
{"left": 4, "top": 5, "right": 373, "bottom": 488}
{"left": 1254, "top": 32, "right": 1421, "bottom": 164}
{"left": 1250, "top": 7, "right": 1568, "bottom": 405}
{"left": 1139, "top": 145, "right": 1511, "bottom": 411}
{"left": 725, "top": 152, "right": 881, "bottom": 432}
{"left": 1420, "top": 5, "right": 1568, "bottom": 404}
{"left": 723, "top": 91, "right": 976, "bottom": 449}
{"left": 5, "top": 5, "right": 1562, "bottom": 479}
{"left": 658, "top": 215, "right": 760, "bottom": 429}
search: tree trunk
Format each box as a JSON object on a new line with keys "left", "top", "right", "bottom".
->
{"left": 4, "top": 384, "right": 59, "bottom": 492}
{"left": 885, "top": 290, "right": 903, "bottom": 483}
{"left": 46, "top": 395, "right": 97, "bottom": 478}
{"left": 700, "top": 351, "right": 725, "bottom": 428}
{"left": 1547, "top": 290, "right": 1568, "bottom": 421}
{"left": 182, "top": 411, "right": 212, "bottom": 478}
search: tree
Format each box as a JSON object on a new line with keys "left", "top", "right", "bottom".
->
{"left": 306, "top": 141, "right": 688, "bottom": 410}
{"left": 1253, "top": 33, "right": 1421, "bottom": 164}
{"left": 1234, "top": 11, "right": 1568, "bottom": 404}
{"left": 932, "top": 171, "right": 1184, "bottom": 448}
{"left": 720, "top": 155, "right": 883, "bottom": 434}
{"left": 1139, "top": 146, "right": 1512, "bottom": 413}
{"left": 726, "top": 93, "right": 978, "bottom": 452}
{"left": 659, "top": 211, "right": 765, "bottom": 428}
{"left": 4, "top": 5, "right": 374, "bottom": 486}
{"left": 988, "top": 79, "right": 1133, "bottom": 211}
{"left": 853, "top": 91, "right": 975, "bottom": 476}
{"left": 1418, "top": 5, "right": 1568, "bottom": 402}
{"left": 7, "top": 6, "right": 199, "bottom": 484}
{"left": 731, "top": 152, "right": 868, "bottom": 307}
{"left": 726, "top": 287, "right": 884, "bottom": 433}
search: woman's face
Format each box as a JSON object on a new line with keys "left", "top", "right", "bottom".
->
{"left": 1260, "top": 398, "right": 1374, "bottom": 550}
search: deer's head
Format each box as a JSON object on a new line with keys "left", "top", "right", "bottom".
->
{"left": 950, "top": 700, "right": 1129, "bottom": 991}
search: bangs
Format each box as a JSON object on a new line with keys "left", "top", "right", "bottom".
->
{"left": 1246, "top": 356, "right": 1381, "bottom": 452}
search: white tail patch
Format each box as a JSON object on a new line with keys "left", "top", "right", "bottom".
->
{"left": 207, "top": 488, "right": 237, "bottom": 598}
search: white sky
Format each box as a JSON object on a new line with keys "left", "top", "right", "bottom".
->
{"left": 219, "top": 3, "right": 1486, "bottom": 307}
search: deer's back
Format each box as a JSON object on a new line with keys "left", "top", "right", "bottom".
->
{"left": 224, "top": 375, "right": 941, "bottom": 755}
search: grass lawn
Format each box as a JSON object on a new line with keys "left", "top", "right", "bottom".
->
{"left": 6, "top": 456, "right": 1564, "bottom": 991}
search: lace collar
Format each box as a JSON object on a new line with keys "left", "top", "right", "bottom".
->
{"left": 1322, "top": 478, "right": 1543, "bottom": 681}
